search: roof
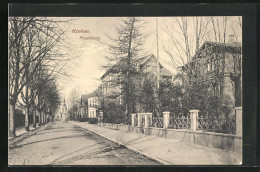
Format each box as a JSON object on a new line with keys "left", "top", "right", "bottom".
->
{"left": 101, "top": 54, "right": 174, "bottom": 79}
{"left": 182, "top": 40, "right": 242, "bottom": 68}
{"left": 201, "top": 41, "right": 242, "bottom": 49}
{"left": 136, "top": 54, "right": 153, "bottom": 64}
{"left": 82, "top": 86, "right": 102, "bottom": 100}
{"left": 197, "top": 41, "right": 242, "bottom": 58}
{"left": 160, "top": 67, "right": 173, "bottom": 77}
{"left": 100, "top": 58, "right": 126, "bottom": 80}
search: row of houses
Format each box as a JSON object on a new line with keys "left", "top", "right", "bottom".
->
{"left": 74, "top": 34, "right": 241, "bottom": 121}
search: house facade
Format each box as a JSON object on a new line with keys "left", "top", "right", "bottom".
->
{"left": 88, "top": 97, "right": 100, "bottom": 119}
{"left": 100, "top": 54, "right": 174, "bottom": 104}
{"left": 182, "top": 35, "right": 242, "bottom": 107}
{"left": 80, "top": 86, "right": 102, "bottom": 120}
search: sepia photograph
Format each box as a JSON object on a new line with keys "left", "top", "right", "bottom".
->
{"left": 8, "top": 15, "right": 242, "bottom": 165}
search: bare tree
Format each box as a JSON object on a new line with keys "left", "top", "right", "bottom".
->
{"left": 33, "top": 69, "right": 61, "bottom": 125}
{"left": 163, "top": 16, "right": 242, "bottom": 111}
{"left": 68, "top": 88, "right": 80, "bottom": 120}
{"left": 163, "top": 17, "right": 211, "bottom": 72}
{"left": 9, "top": 17, "right": 72, "bottom": 137}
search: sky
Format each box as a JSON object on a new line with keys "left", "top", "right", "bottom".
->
{"left": 54, "top": 17, "right": 242, "bottom": 107}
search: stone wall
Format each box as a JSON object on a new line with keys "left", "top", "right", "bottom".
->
{"left": 101, "top": 108, "right": 242, "bottom": 154}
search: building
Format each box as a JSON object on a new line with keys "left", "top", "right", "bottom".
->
{"left": 182, "top": 35, "right": 242, "bottom": 107}
{"left": 81, "top": 86, "right": 102, "bottom": 120}
{"left": 88, "top": 97, "right": 100, "bottom": 119}
{"left": 100, "top": 54, "right": 174, "bottom": 104}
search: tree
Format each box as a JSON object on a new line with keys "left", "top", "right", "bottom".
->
{"left": 9, "top": 17, "right": 71, "bottom": 137}
{"left": 104, "top": 17, "right": 147, "bottom": 123}
{"left": 68, "top": 88, "right": 80, "bottom": 120}
{"left": 163, "top": 17, "right": 242, "bottom": 108}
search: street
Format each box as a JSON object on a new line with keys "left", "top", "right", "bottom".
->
{"left": 8, "top": 121, "right": 160, "bottom": 165}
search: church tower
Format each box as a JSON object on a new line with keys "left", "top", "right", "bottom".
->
{"left": 61, "top": 98, "right": 67, "bottom": 118}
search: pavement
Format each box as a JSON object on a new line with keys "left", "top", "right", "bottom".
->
{"left": 8, "top": 124, "right": 40, "bottom": 140}
{"left": 8, "top": 121, "right": 160, "bottom": 165}
{"left": 70, "top": 121, "right": 242, "bottom": 165}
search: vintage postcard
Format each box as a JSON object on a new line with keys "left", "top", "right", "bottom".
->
{"left": 8, "top": 14, "right": 242, "bottom": 165}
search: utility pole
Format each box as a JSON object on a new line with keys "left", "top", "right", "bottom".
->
{"left": 156, "top": 17, "right": 161, "bottom": 117}
{"left": 156, "top": 17, "right": 160, "bottom": 89}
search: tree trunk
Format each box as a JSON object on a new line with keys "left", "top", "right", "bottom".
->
{"left": 33, "top": 110, "right": 36, "bottom": 128}
{"left": 39, "top": 111, "right": 42, "bottom": 126}
{"left": 42, "top": 112, "right": 45, "bottom": 124}
{"left": 25, "top": 106, "right": 30, "bottom": 131}
{"left": 9, "top": 103, "right": 16, "bottom": 137}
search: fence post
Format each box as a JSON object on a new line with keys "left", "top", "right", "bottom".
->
{"left": 144, "top": 113, "right": 152, "bottom": 128}
{"left": 163, "top": 111, "right": 170, "bottom": 128}
{"left": 147, "top": 113, "right": 153, "bottom": 127}
{"left": 137, "top": 113, "right": 142, "bottom": 127}
{"left": 144, "top": 114, "right": 149, "bottom": 128}
{"left": 131, "top": 113, "right": 136, "bottom": 126}
{"left": 235, "top": 107, "right": 242, "bottom": 136}
{"left": 100, "top": 111, "right": 103, "bottom": 127}
{"left": 190, "top": 110, "right": 199, "bottom": 131}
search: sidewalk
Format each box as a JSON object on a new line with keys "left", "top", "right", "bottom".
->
{"left": 8, "top": 124, "right": 41, "bottom": 140}
{"left": 70, "top": 121, "right": 242, "bottom": 165}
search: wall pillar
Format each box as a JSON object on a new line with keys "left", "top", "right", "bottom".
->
{"left": 100, "top": 111, "right": 103, "bottom": 126}
{"left": 144, "top": 114, "right": 149, "bottom": 128}
{"left": 235, "top": 107, "right": 242, "bottom": 136}
{"left": 163, "top": 111, "right": 170, "bottom": 129}
{"left": 223, "top": 73, "right": 235, "bottom": 108}
{"left": 190, "top": 110, "right": 199, "bottom": 131}
{"left": 131, "top": 113, "right": 136, "bottom": 126}
{"left": 146, "top": 113, "right": 153, "bottom": 127}
{"left": 137, "top": 114, "right": 142, "bottom": 127}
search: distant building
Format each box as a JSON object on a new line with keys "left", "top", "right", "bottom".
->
{"left": 81, "top": 86, "right": 102, "bottom": 119}
{"left": 88, "top": 97, "right": 100, "bottom": 119}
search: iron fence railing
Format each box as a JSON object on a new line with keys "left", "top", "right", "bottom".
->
{"left": 197, "top": 116, "right": 236, "bottom": 134}
{"left": 168, "top": 115, "right": 191, "bottom": 129}
{"left": 151, "top": 117, "right": 163, "bottom": 128}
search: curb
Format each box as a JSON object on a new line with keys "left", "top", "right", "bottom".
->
{"left": 71, "top": 122, "right": 173, "bottom": 165}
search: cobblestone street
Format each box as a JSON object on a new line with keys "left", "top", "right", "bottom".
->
{"left": 8, "top": 121, "right": 160, "bottom": 165}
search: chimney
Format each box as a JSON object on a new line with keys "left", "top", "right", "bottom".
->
{"left": 228, "top": 34, "right": 235, "bottom": 44}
